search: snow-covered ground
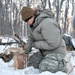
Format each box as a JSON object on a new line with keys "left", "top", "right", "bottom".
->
{"left": 0, "top": 36, "right": 75, "bottom": 75}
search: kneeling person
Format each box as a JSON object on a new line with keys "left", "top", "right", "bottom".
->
{"left": 20, "top": 6, "right": 67, "bottom": 73}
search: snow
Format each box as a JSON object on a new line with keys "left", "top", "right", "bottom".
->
{"left": 0, "top": 36, "right": 75, "bottom": 75}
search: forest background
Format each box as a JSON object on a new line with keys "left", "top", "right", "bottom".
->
{"left": 0, "top": 0, "right": 75, "bottom": 39}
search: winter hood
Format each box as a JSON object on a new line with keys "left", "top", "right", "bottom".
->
{"left": 32, "top": 9, "right": 54, "bottom": 29}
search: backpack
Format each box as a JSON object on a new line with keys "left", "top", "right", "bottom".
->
{"left": 62, "top": 34, "right": 75, "bottom": 50}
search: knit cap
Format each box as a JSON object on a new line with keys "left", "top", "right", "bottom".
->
{"left": 21, "top": 6, "right": 35, "bottom": 21}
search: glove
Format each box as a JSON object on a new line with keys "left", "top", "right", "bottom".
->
{"left": 31, "top": 43, "right": 35, "bottom": 48}
{"left": 31, "top": 43, "right": 37, "bottom": 49}
{"left": 25, "top": 43, "right": 36, "bottom": 54}
{"left": 25, "top": 46, "right": 31, "bottom": 54}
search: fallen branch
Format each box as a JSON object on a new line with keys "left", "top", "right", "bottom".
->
{"left": 14, "top": 34, "right": 26, "bottom": 49}
{"left": 0, "top": 42, "right": 18, "bottom": 45}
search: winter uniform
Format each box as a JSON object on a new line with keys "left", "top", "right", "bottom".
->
{"left": 21, "top": 7, "right": 67, "bottom": 73}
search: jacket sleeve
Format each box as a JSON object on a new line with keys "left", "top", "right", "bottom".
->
{"left": 25, "top": 27, "right": 34, "bottom": 50}
{"left": 34, "top": 19, "right": 61, "bottom": 50}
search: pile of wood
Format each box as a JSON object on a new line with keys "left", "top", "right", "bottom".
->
{"left": 0, "top": 34, "right": 26, "bottom": 69}
{"left": 0, "top": 52, "right": 13, "bottom": 62}
{"left": 9, "top": 47, "right": 26, "bottom": 69}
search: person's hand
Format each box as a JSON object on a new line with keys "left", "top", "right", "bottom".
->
{"left": 31, "top": 43, "right": 37, "bottom": 49}
{"left": 25, "top": 47, "right": 31, "bottom": 54}
{"left": 25, "top": 43, "right": 36, "bottom": 54}
{"left": 31, "top": 43, "right": 35, "bottom": 48}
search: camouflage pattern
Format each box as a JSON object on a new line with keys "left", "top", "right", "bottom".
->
{"left": 39, "top": 53, "right": 67, "bottom": 73}
{"left": 28, "top": 51, "right": 44, "bottom": 68}
{"left": 28, "top": 52, "right": 67, "bottom": 73}
{"left": 26, "top": 9, "right": 67, "bottom": 72}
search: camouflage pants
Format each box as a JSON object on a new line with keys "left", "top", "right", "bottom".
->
{"left": 28, "top": 51, "right": 44, "bottom": 68}
{"left": 28, "top": 52, "right": 67, "bottom": 73}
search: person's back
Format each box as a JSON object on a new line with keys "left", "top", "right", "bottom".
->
{"left": 29, "top": 9, "right": 67, "bottom": 56}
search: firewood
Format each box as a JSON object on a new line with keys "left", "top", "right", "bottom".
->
{"left": 0, "top": 52, "right": 13, "bottom": 62}
{"left": 14, "top": 34, "right": 26, "bottom": 49}
{"left": 8, "top": 47, "right": 26, "bottom": 69}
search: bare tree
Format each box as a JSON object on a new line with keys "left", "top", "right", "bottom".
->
{"left": 41, "top": 0, "right": 47, "bottom": 9}
{"left": 63, "top": 0, "right": 69, "bottom": 33}
{"left": 0, "top": 0, "right": 74, "bottom": 37}
{"left": 48, "top": 0, "right": 51, "bottom": 10}
{"left": 71, "top": 0, "right": 75, "bottom": 29}
{"left": 27, "top": 0, "right": 29, "bottom": 6}
{"left": 0, "top": 0, "right": 3, "bottom": 35}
